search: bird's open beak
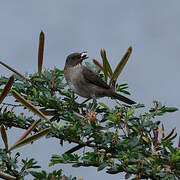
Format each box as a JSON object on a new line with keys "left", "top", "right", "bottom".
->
{"left": 80, "top": 52, "right": 88, "bottom": 61}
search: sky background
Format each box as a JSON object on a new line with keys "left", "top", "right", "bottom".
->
{"left": 0, "top": 1, "right": 180, "bottom": 179}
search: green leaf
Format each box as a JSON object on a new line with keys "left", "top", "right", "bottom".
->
{"left": 0, "top": 75, "right": 14, "bottom": 104}
{"left": 106, "top": 164, "right": 120, "bottom": 174}
{"left": 119, "top": 90, "right": 131, "bottom": 95}
{"left": 171, "top": 149, "right": 180, "bottom": 162}
{"left": 16, "top": 119, "right": 41, "bottom": 142}
{"left": 161, "top": 107, "right": 178, "bottom": 113}
{"left": 12, "top": 90, "right": 48, "bottom": 121}
{"left": 125, "top": 173, "right": 132, "bottom": 179}
{"left": 0, "top": 124, "right": 8, "bottom": 151}
{"left": 97, "top": 162, "right": 107, "bottom": 171}
{"left": 99, "top": 102, "right": 110, "bottom": 110}
{"left": 49, "top": 154, "right": 79, "bottom": 166}
{"left": 109, "top": 46, "right": 132, "bottom": 86}
{"left": 142, "top": 136, "right": 149, "bottom": 144}
{"left": 106, "top": 114, "right": 118, "bottom": 122}
{"left": 38, "top": 31, "right": 45, "bottom": 78}
{"left": 30, "top": 170, "right": 47, "bottom": 179}
{"left": 127, "top": 108, "right": 135, "bottom": 117}
{"left": 8, "top": 128, "right": 51, "bottom": 152}
{"left": 85, "top": 62, "right": 100, "bottom": 74}
{"left": 118, "top": 83, "right": 128, "bottom": 87}
{"left": 100, "top": 49, "right": 112, "bottom": 82}
{"left": 135, "top": 104, "right": 145, "bottom": 109}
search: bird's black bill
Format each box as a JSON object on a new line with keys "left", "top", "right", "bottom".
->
{"left": 80, "top": 52, "right": 88, "bottom": 61}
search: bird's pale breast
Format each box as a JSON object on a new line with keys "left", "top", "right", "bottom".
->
{"left": 65, "top": 64, "right": 91, "bottom": 98}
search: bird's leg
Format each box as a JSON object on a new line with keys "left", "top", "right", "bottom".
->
{"left": 90, "top": 97, "right": 97, "bottom": 111}
{"left": 78, "top": 98, "right": 91, "bottom": 115}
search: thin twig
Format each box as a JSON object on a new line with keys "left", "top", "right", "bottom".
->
{"left": 73, "top": 111, "right": 85, "bottom": 119}
{"left": 1, "top": 103, "right": 23, "bottom": 107}
{"left": 0, "top": 59, "right": 29, "bottom": 82}
{"left": 0, "top": 171, "right": 16, "bottom": 180}
{"left": 65, "top": 144, "right": 85, "bottom": 154}
{"left": 80, "top": 98, "right": 91, "bottom": 105}
{"left": 51, "top": 67, "right": 56, "bottom": 96}
{"left": 65, "top": 140, "right": 93, "bottom": 154}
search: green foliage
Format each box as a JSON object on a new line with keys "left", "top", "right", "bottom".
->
{"left": 30, "top": 169, "right": 77, "bottom": 180}
{"left": 0, "top": 146, "right": 73, "bottom": 179}
{"left": 0, "top": 34, "right": 179, "bottom": 179}
{"left": 0, "top": 147, "right": 40, "bottom": 179}
{"left": 0, "top": 66, "right": 179, "bottom": 179}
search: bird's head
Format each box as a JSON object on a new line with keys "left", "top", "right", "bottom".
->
{"left": 65, "top": 52, "right": 88, "bottom": 67}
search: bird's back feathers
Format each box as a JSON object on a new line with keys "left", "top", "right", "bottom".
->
{"left": 82, "top": 66, "right": 110, "bottom": 89}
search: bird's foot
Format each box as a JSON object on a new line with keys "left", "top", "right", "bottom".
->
{"left": 89, "top": 98, "right": 97, "bottom": 111}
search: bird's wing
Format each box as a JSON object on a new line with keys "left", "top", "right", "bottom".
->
{"left": 82, "top": 66, "right": 110, "bottom": 89}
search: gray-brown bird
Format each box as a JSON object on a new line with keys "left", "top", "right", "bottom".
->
{"left": 64, "top": 52, "right": 135, "bottom": 105}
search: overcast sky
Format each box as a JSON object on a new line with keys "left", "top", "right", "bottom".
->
{"left": 0, "top": 1, "right": 180, "bottom": 179}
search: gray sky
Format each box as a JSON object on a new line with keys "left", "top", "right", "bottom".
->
{"left": 0, "top": 1, "right": 180, "bottom": 179}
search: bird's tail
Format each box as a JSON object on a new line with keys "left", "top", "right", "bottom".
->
{"left": 111, "top": 92, "right": 136, "bottom": 105}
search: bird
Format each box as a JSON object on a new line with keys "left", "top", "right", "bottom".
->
{"left": 64, "top": 52, "right": 136, "bottom": 105}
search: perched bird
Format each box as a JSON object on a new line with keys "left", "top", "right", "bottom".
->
{"left": 64, "top": 52, "right": 136, "bottom": 105}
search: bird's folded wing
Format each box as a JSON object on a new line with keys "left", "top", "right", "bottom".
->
{"left": 82, "top": 66, "right": 110, "bottom": 89}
